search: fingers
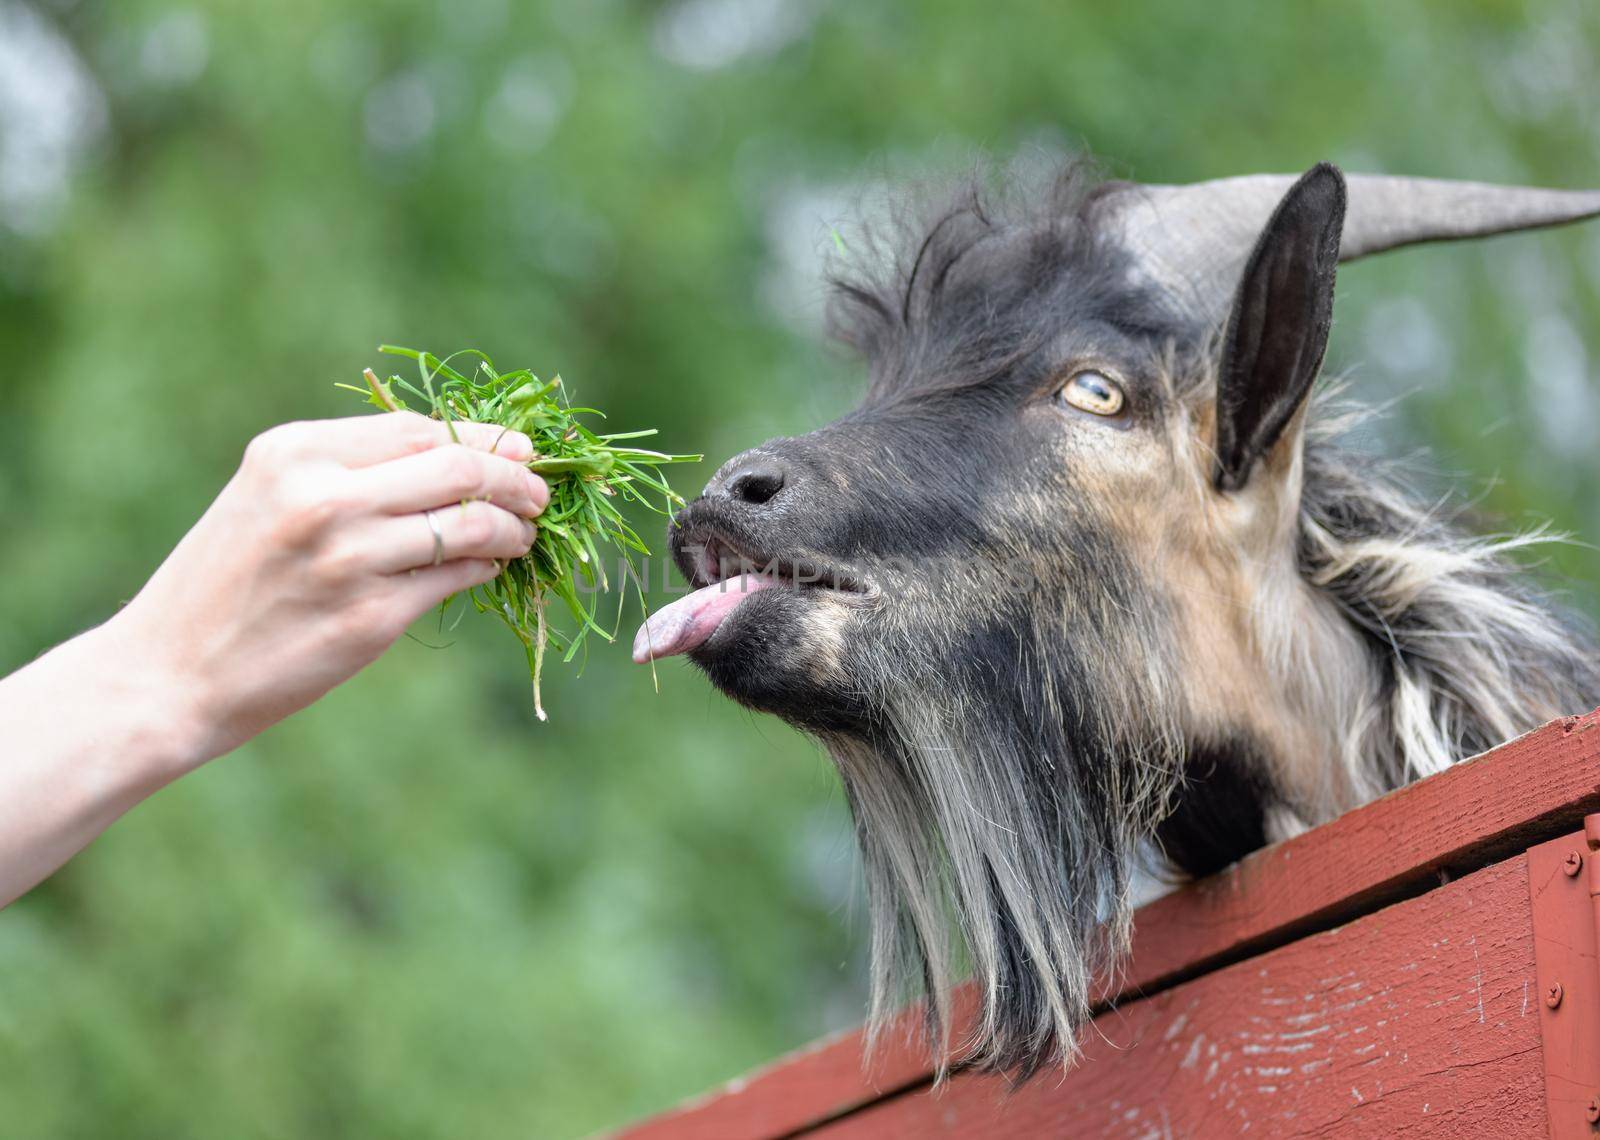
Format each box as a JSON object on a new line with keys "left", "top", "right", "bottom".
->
{"left": 260, "top": 412, "right": 535, "bottom": 469}
{"left": 352, "top": 443, "right": 550, "bottom": 518}
{"left": 388, "top": 558, "right": 505, "bottom": 624}
{"left": 369, "top": 503, "right": 537, "bottom": 573}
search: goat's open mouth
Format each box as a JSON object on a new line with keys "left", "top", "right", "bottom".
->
{"left": 683, "top": 532, "right": 869, "bottom": 595}
{"left": 631, "top": 525, "right": 871, "bottom": 663}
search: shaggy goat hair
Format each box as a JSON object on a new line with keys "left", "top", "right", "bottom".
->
{"left": 642, "top": 156, "right": 1600, "bottom": 1075}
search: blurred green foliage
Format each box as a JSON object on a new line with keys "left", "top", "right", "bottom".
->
{"left": 1, "top": 0, "right": 1596, "bottom": 1135}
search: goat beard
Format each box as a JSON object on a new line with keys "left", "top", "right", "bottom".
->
{"left": 819, "top": 646, "right": 1185, "bottom": 1077}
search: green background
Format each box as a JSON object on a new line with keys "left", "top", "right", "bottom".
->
{"left": 1, "top": 1, "right": 1596, "bottom": 1135}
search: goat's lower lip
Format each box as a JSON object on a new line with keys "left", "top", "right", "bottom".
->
{"left": 630, "top": 573, "right": 778, "bottom": 663}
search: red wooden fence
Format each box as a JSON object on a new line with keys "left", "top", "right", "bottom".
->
{"left": 617, "top": 709, "right": 1600, "bottom": 1138}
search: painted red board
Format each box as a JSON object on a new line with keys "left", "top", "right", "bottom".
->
{"left": 614, "top": 710, "right": 1600, "bottom": 1140}
{"left": 1529, "top": 830, "right": 1600, "bottom": 1139}
{"left": 811, "top": 855, "right": 1543, "bottom": 1138}
{"left": 1109, "top": 709, "right": 1600, "bottom": 1004}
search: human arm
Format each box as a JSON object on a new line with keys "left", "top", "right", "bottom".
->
{"left": 0, "top": 412, "right": 548, "bottom": 907}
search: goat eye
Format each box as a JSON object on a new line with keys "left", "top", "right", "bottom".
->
{"left": 1059, "top": 371, "right": 1125, "bottom": 417}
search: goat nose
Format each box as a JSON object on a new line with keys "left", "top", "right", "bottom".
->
{"left": 707, "top": 455, "right": 789, "bottom": 505}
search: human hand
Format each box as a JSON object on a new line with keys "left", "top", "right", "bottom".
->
{"left": 108, "top": 412, "right": 549, "bottom": 770}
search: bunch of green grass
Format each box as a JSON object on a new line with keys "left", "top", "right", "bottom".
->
{"left": 341, "top": 345, "right": 699, "bottom": 720}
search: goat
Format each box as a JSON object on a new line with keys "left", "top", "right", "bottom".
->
{"left": 632, "top": 159, "right": 1600, "bottom": 1074}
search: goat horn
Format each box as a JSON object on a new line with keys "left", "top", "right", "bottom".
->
{"left": 1106, "top": 171, "right": 1600, "bottom": 326}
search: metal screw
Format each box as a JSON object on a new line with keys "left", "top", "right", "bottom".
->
{"left": 1547, "top": 983, "right": 1565, "bottom": 1009}
{"left": 1565, "top": 851, "right": 1584, "bottom": 877}
{"left": 1586, "top": 1096, "right": 1600, "bottom": 1124}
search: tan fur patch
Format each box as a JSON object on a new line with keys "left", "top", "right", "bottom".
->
{"left": 1083, "top": 365, "right": 1379, "bottom": 822}
{"left": 799, "top": 591, "right": 855, "bottom": 683}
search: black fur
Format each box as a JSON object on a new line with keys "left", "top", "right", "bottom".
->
{"left": 1154, "top": 739, "right": 1274, "bottom": 878}
{"left": 1214, "top": 163, "right": 1345, "bottom": 490}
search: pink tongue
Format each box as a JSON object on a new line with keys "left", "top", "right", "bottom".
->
{"left": 632, "top": 574, "right": 777, "bottom": 663}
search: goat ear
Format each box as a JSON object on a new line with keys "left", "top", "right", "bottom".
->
{"left": 1213, "top": 163, "right": 1346, "bottom": 492}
